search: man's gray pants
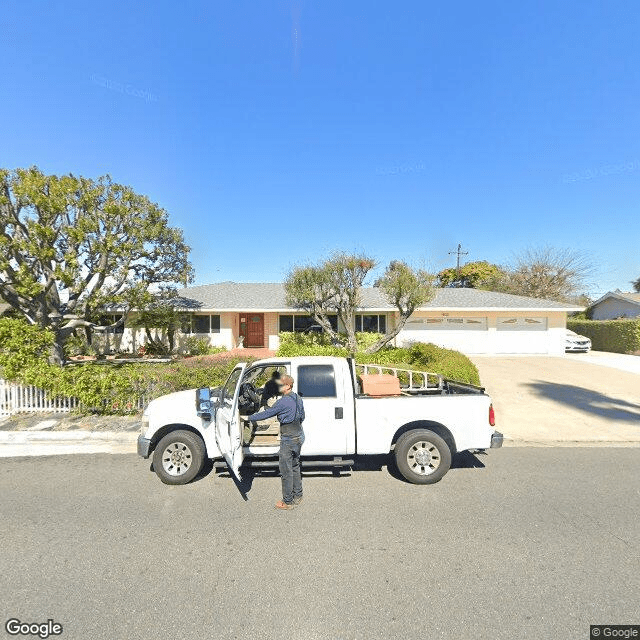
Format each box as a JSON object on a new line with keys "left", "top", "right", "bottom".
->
{"left": 279, "top": 433, "right": 305, "bottom": 504}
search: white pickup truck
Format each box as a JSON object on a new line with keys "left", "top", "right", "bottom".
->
{"left": 137, "top": 355, "right": 502, "bottom": 485}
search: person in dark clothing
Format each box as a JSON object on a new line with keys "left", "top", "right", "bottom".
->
{"left": 248, "top": 374, "right": 305, "bottom": 510}
{"left": 260, "top": 370, "right": 281, "bottom": 407}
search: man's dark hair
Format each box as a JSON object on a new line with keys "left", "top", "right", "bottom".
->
{"left": 272, "top": 371, "right": 281, "bottom": 379}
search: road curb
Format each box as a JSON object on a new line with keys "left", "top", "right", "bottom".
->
{"left": 0, "top": 430, "right": 138, "bottom": 457}
{"left": 503, "top": 438, "right": 640, "bottom": 447}
{"left": 1, "top": 430, "right": 639, "bottom": 458}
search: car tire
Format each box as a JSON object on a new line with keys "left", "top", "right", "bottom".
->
{"left": 153, "top": 430, "right": 206, "bottom": 485}
{"left": 394, "top": 429, "right": 452, "bottom": 485}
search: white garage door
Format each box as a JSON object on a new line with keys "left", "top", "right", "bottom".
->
{"left": 496, "top": 317, "right": 549, "bottom": 353}
{"left": 400, "top": 317, "right": 489, "bottom": 353}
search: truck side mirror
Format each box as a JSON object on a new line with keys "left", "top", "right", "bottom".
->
{"left": 196, "top": 387, "right": 212, "bottom": 421}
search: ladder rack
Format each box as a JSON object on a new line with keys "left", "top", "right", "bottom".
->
{"left": 355, "top": 363, "right": 444, "bottom": 392}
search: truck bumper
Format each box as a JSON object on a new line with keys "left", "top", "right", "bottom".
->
{"left": 490, "top": 431, "right": 504, "bottom": 448}
{"left": 137, "top": 435, "right": 152, "bottom": 458}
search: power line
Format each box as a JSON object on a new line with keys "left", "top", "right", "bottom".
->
{"left": 448, "top": 243, "right": 469, "bottom": 280}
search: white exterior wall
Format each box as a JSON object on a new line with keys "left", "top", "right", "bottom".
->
{"left": 591, "top": 297, "right": 640, "bottom": 320}
{"left": 92, "top": 312, "right": 237, "bottom": 353}
{"left": 265, "top": 313, "right": 280, "bottom": 350}
{"left": 91, "top": 309, "right": 568, "bottom": 355}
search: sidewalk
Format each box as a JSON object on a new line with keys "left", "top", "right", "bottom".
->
{"left": 0, "top": 413, "right": 141, "bottom": 457}
{"left": 0, "top": 430, "right": 138, "bottom": 457}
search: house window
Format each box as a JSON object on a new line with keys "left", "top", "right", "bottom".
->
{"left": 279, "top": 315, "right": 294, "bottom": 332}
{"left": 97, "top": 314, "right": 124, "bottom": 334}
{"left": 183, "top": 315, "right": 221, "bottom": 334}
{"left": 497, "top": 317, "right": 547, "bottom": 330}
{"left": 407, "top": 317, "right": 488, "bottom": 329}
{"left": 355, "top": 314, "right": 386, "bottom": 333}
{"left": 279, "top": 314, "right": 338, "bottom": 333}
{"left": 193, "top": 315, "right": 210, "bottom": 334}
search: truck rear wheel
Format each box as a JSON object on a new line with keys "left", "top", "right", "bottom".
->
{"left": 394, "top": 429, "right": 451, "bottom": 484}
{"left": 153, "top": 430, "right": 205, "bottom": 485}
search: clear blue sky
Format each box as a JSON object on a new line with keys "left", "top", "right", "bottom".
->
{"left": 2, "top": 1, "right": 639, "bottom": 297}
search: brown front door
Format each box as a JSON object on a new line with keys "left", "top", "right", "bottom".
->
{"left": 241, "top": 313, "right": 264, "bottom": 347}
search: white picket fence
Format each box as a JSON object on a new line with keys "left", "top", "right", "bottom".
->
{"left": 0, "top": 379, "right": 78, "bottom": 417}
{"left": 0, "top": 379, "right": 146, "bottom": 417}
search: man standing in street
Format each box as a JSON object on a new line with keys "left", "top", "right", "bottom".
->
{"left": 248, "top": 374, "right": 305, "bottom": 510}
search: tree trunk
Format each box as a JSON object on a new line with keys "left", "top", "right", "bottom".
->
{"left": 49, "top": 332, "right": 67, "bottom": 366}
{"left": 340, "top": 311, "right": 357, "bottom": 356}
{"left": 364, "top": 311, "right": 412, "bottom": 354}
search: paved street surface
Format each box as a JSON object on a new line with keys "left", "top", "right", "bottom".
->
{"left": 470, "top": 355, "right": 640, "bottom": 444}
{"left": 1, "top": 450, "right": 639, "bottom": 640}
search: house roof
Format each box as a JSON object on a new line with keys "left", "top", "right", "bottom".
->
{"left": 591, "top": 291, "right": 640, "bottom": 308}
{"left": 164, "top": 282, "right": 583, "bottom": 312}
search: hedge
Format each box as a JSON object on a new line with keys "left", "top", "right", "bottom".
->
{"left": 277, "top": 333, "right": 481, "bottom": 386}
{"left": 0, "top": 316, "right": 480, "bottom": 415}
{"left": 1, "top": 352, "right": 257, "bottom": 415}
{"left": 567, "top": 319, "right": 640, "bottom": 354}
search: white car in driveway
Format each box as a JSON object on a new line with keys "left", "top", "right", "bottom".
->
{"left": 565, "top": 329, "right": 591, "bottom": 352}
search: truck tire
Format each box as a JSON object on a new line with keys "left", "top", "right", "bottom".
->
{"left": 394, "top": 429, "right": 452, "bottom": 485}
{"left": 153, "top": 430, "right": 205, "bottom": 485}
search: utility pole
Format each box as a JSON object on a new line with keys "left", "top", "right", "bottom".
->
{"left": 448, "top": 243, "right": 469, "bottom": 281}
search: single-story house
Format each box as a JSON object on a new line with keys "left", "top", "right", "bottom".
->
{"left": 95, "top": 282, "right": 582, "bottom": 355}
{"left": 588, "top": 291, "right": 640, "bottom": 320}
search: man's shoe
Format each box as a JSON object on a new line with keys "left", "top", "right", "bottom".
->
{"left": 292, "top": 496, "right": 303, "bottom": 505}
{"left": 275, "top": 500, "right": 295, "bottom": 510}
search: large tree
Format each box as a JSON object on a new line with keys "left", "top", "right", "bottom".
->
{"left": 483, "top": 247, "right": 593, "bottom": 303}
{"left": 632, "top": 276, "right": 640, "bottom": 293}
{"left": 285, "top": 253, "right": 434, "bottom": 355}
{"left": 437, "top": 260, "right": 504, "bottom": 288}
{"left": 366, "top": 261, "right": 435, "bottom": 352}
{"left": 0, "top": 167, "right": 193, "bottom": 363}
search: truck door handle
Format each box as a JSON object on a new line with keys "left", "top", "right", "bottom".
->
{"left": 335, "top": 407, "right": 343, "bottom": 419}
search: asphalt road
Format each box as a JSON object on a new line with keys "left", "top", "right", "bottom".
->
{"left": 1, "top": 450, "right": 639, "bottom": 640}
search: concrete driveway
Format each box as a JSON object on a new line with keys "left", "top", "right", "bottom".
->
{"left": 564, "top": 350, "right": 640, "bottom": 374}
{"left": 469, "top": 355, "right": 640, "bottom": 444}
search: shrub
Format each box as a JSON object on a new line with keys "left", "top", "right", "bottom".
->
{"left": 180, "top": 336, "right": 225, "bottom": 356}
{"left": 0, "top": 317, "right": 54, "bottom": 379}
{"left": 277, "top": 337, "right": 481, "bottom": 385}
{"left": 567, "top": 319, "right": 640, "bottom": 354}
{"left": 278, "top": 331, "right": 384, "bottom": 351}
{"left": 355, "top": 332, "right": 384, "bottom": 350}
{"left": 141, "top": 338, "right": 170, "bottom": 356}
{"left": 14, "top": 356, "right": 258, "bottom": 415}
{"left": 63, "top": 332, "right": 97, "bottom": 357}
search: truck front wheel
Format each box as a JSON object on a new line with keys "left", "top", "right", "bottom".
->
{"left": 394, "top": 429, "right": 451, "bottom": 484}
{"left": 153, "top": 430, "right": 205, "bottom": 485}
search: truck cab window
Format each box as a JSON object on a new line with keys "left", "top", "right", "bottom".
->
{"left": 297, "top": 365, "right": 337, "bottom": 398}
{"left": 222, "top": 368, "right": 242, "bottom": 404}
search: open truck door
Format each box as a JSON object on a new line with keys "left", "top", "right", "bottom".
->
{"left": 215, "top": 363, "right": 247, "bottom": 480}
